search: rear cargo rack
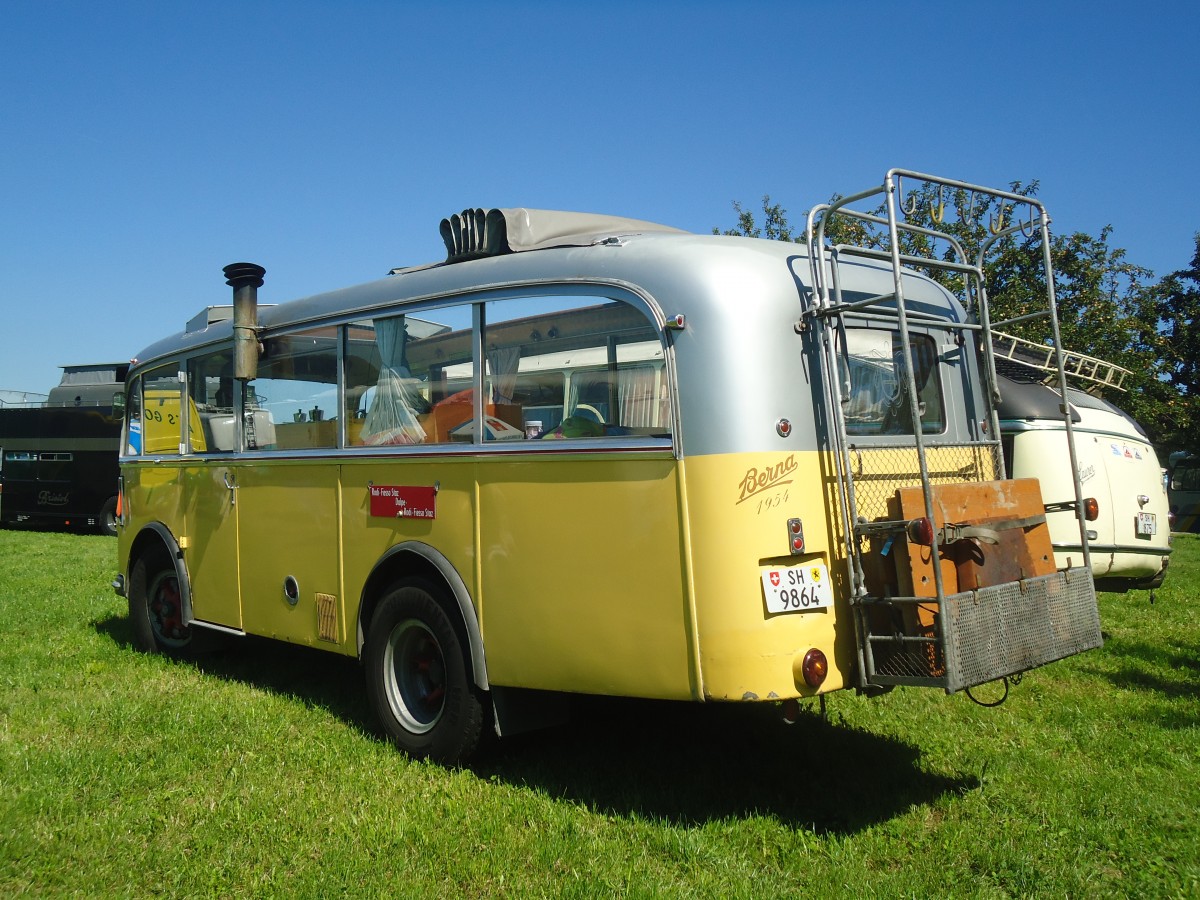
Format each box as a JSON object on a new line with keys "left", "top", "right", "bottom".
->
{"left": 804, "top": 169, "right": 1102, "bottom": 693}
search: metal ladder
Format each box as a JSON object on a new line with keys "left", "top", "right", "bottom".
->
{"left": 802, "top": 169, "right": 1096, "bottom": 692}
{"left": 992, "top": 330, "right": 1132, "bottom": 393}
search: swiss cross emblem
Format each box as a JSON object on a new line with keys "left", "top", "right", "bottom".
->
{"left": 769, "top": 572, "right": 781, "bottom": 587}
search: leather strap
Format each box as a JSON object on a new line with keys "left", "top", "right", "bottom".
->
{"left": 941, "top": 513, "right": 1047, "bottom": 546}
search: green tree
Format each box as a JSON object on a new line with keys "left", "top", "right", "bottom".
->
{"left": 1143, "top": 234, "right": 1200, "bottom": 450}
{"left": 717, "top": 185, "right": 1178, "bottom": 443}
{"left": 716, "top": 196, "right": 797, "bottom": 242}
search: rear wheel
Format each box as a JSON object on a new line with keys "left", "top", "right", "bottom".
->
{"left": 129, "top": 548, "right": 195, "bottom": 656}
{"left": 364, "top": 579, "right": 484, "bottom": 765}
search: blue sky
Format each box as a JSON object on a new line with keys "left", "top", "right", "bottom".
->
{"left": 2, "top": 0, "right": 1196, "bottom": 395}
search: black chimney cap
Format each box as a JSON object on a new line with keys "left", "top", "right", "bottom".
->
{"left": 223, "top": 262, "right": 266, "bottom": 288}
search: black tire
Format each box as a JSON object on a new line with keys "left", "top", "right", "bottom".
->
{"left": 128, "top": 548, "right": 196, "bottom": 657}
{"left": 99, "top": 497, "right": 119, "bottom": 537}
{"left": 364, "top": 579, "right": 484, "bottom": 765}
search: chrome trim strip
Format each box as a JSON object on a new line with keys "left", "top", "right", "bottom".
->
{"left": 1053, "top": 543, "right": 1171, "bottom": 557}
{"left": 122, "top": 439, "right": 676, "bottom": 466}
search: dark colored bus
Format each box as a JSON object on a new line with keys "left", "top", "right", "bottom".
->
{"left": 1168, "top": 453, "right": 1200, "bottom": 533}
{"left": 0, "top": 363, "right": 126, "bottom": 535}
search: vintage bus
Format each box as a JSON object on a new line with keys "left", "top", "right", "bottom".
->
{"left": 994, "top": 338, "right": 1172, "bottom": 593}
{"left": 113, "top": 171, "right": 1104, "bottom": 764}
{"left": 1168, "top": 453, "right": 1200, "bottom": 533}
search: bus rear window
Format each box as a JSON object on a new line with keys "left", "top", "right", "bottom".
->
{"left": 842, "top": 329, "right": 944, "bottom": 436}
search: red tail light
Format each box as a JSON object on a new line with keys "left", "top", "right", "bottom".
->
{"left": 788, "top": 518, "right": 805, "bottom": 554}
{"left": 801, "top": 648, "right": 828, "bottom": 688}
{"left": 907, "top": 516, "right": 935, "bottom": 546}
{"left": 1084, "top": 497, "right": 1099, "bottom": 521}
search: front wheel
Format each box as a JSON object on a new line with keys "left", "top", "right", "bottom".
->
{"left": 99, "top": 497, "right": 118, "bottom": 537}
{"left": 128, "top": 549, "right": 195, "bottom": 656}
{"left": 364, "top": 579, "right": 484, "bottom": 765}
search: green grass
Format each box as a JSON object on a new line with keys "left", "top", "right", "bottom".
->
{"left": 1, "top": 529, "right": 1197, "bottom": 897}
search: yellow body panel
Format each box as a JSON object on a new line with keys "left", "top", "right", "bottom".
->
{"left": 120, "top": 465, "right": 185, "bottom": 548}
{"left": 235, "top": 463, "right": 340, "bottom": 644}
{"left": 681, "top": 451, "right": 853, "bottom": 700}
{"left": 124, "top": 448, "right": 863, "bottom": 703}
{"left": 338, "top": 453, "right": 693, "bottom": 698}
{"left": 339, "top": 457, "right": 479, "bottom": 653}
{"left": 181, "top": 464, "right": 239, "bottom": 628}
{"left": 474, "top": 454, "right": 692, "bottom": 699}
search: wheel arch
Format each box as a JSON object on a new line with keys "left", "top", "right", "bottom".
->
{"left": 127, "top": 523, "right": 194, "bottom": 625}
{"left": 357, "top": 542, "right": 489, "bottom": 692}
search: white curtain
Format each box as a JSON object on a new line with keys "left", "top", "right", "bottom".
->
{"left": 486, "top": 346, "right": 521, "bottom": 404}
{"left": 617, "top": 366, "right": 663, "bottom": 428}
{"left": 363, "top": 317, "right": 426, "bottom": 444}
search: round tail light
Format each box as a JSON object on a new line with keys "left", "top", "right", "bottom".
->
{"left": 800, "top": 648, "right": 828, "bottom": 688}
{"left": 907, "top": 516, "right": 935, "bottom": 546}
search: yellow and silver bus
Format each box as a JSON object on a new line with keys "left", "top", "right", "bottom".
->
{"left": 114, "top": 170, "right": 1103, "bottom": 763}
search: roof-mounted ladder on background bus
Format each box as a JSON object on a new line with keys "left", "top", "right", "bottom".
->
{"left": 992, "top": 330, "right": 1133, "bottom": 393}
{"left": 802, "top": 169, "right": 1101, "bottom": 694}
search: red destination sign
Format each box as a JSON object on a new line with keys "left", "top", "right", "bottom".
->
{"left": 369, "top": 485, "right": 437, "bottom": 519}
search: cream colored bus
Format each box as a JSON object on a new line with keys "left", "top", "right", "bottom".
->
{"left": 114, "top": 171, "right": 1104, "bottom": 763}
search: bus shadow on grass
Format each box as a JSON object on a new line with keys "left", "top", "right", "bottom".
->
{"left": 479, "top": 696, "right": 975, "bottom": 834}
{"left": 94, "top": 616, "right": 379, "bottom": 738}
{"left": 96, "top": 614, "right": 974, "bottom": 833}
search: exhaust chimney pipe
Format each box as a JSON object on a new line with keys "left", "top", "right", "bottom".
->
{"left": 224, "top": 262, "right": 266, "bottom": 382}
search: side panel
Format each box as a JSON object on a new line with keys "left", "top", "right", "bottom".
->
{"left": 121, "top": 464, "right": 187, "bottom": 555}
{"left": 236, "top": 461, "right": 340, "bottom": 646}
{"left": 340, "top": 456, "right": 479, "bottom": 652}
{"left": 476, "top": 453, "right": 692, "bottom": 699}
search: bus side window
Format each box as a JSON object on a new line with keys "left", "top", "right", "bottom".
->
{"left": 187, "top": 350, "right": 236, "bottom": 452}
{"left": 251, "top": 328, "right": 340, "bottom": 450}
{"left": 344, "top": 303, "right": 474, "bottom": 446}
{"left": 483, "top": 295, "right": 671, "bottom": 441}
{"left": 125, "top": 378, "right": 143, "bottom": 455}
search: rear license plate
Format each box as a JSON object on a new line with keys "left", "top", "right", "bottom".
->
{"left": 760, "top": 563, "right": 833, "bottom": 614}
{"left": 1136, "top": 512, "right": 1156, "bottom": 536}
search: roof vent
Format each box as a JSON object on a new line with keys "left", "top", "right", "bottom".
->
{"left": 440, "top": 208, "right": 511, "bottom": 262}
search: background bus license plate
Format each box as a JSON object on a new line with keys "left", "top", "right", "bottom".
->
{"left": 760, "top": 563, "right": 833, "bottom": 613}
{"left": 1137, "top": 512, "right": 1156, "bottom": 536}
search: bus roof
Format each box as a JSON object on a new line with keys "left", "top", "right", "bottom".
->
{"left": 129, "top": 211, "right": 966, "bottom": 373}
